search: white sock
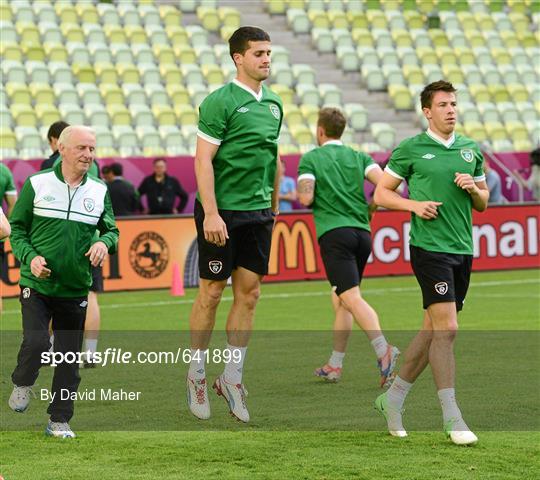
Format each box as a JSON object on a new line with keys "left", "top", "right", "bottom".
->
{"left": 223, "top": 344, "right": 247, "bottom": 385}
{"left": 387, "top": 375, "right": 413, "bottom": 410}
{"left": 437, "top": 388, "right": 462, "bottom": 423}
{"left": 188, "top": 349, "right": 207, "bottom": 380}
{"left": 84, "top": 339, "right": 98, "bottom": 354}
{"left": 371, "top": 335, "right": 389, "bottom": 359}
{"left": 328, "top": 350, "right": 345, "bottom": 368}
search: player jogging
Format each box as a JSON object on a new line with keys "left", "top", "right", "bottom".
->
{"left": 297, "top": 107, "right": 400, "bottom": 387}
{"left": 373, "top": 81, "right": 489, "bottom": 445}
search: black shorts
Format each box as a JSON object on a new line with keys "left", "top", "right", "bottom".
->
{"left": 319, "top": 227, "right": 371, "bottom": 296}
{"left": 90, "top": 265, "right": 104, "bottom": 292}
{"left": 410, "top": 245, "right": 473, "bottom": 311}
{"left": 194, "top": 199, "right": 274, "bottom": 281}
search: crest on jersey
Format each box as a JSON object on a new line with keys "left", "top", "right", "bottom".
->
{"left": 209, "top": 260, "right": 223, "bottom": 274}
{"left": 22, "top": 287, "right": 31, "bottom": 299}
{"left": 269, "top": 104, "right": 280, "bottom": 120}
{"left": 434, "top": 282, "right": 448, "bottom": 295}
{"left": 83, "top": 198, "right": 95, "bottom": 212}
{"left": 460, "top": 149, "right": 474, "bottom": 163}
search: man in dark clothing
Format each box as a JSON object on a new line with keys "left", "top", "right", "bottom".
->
{"left": 40, "top": 121, "right": 70, "bottom": 171}
{"left": 105, "top": 163, "right": 139, "bottom": 216}
{"left": 138, "top": 158, "right": 188, "bottom": 214}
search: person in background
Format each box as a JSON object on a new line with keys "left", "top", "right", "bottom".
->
{"left": 105, "top": 163, "right": 139, "bottom": 217}
{"left": 101, "top": 165, "right": 114, "bottom": 183}
{"left": 278, "top": 159, "right": 297, "bottom": 211}
{"left": 40, "top": 121, "right": 70, "bottom": 171}
{"left": 484, "top": 160, "right": 505, "bottom": 205}
{"left": 513, "top": 146, "right": 540, "bottom": 201}
{"left": 138, "top": 158, "right": 188, "bottom": 214}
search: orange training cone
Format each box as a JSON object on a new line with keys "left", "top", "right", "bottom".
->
{"left": 170, "top": 262, "right": 185, "bottom": 296}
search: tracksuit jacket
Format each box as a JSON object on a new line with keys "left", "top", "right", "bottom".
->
{"left": 9, "top": 162, "right": 119, "bottom": 298}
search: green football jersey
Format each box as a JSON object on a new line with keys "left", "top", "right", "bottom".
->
{"left": 298, "top": 141, "right": 377, "bottom": 239}
{"left": 0, "top": 163, "right": 17, "bottom": 202}
{"left": 386, "top": 130, "right": 485, "bottom": 255}
{"left": 197, "top": 79, "right": 283, "bottom": 211}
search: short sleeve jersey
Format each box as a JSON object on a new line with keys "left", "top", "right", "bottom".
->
{"left": 0, "top": 163, "right": 17, "bottom": 201}
{"left": 298, "top": 141, "right": 377, "bottom": 239}
{"left": 197, "top": 80, "right": 283, "bottom": 211}
{"left": 386, "top": 131, "right": 485, "bottom": 255}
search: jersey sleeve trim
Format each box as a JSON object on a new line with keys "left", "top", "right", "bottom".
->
{"left": 364, "top": 163, "right": 379, "bottom": 176}
{"left": 5, "top": 189, "right": 17, "bottom": 195}
{"left": 197, "top": 129, "right": 222, "bottom": 146}
{"left": 385, "top": 166, "right": 405, "bottom": 180}
{"left": 473, "top": 174, "right": 486, "bottom": 182}
{"left": 297, "top": 173, "right": 316, "bottom": 182}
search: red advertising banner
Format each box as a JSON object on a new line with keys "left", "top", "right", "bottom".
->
{"left": 1, "top": 205, "right": 538, "bottom": 297}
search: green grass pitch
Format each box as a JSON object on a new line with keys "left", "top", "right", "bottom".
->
{"left": 1, "top": 269, "right": 539, "bottom": 479}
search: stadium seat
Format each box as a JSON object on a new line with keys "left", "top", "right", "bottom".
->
{"left": 0, "top": 130, "right": 17, "bottom": 152}
{"left": 388, "top": 85, "right": 413, "bottom": 110}
{"left": 469, "top": 84, "right": 491, "bottom": 103}
{"left": 312, "top": 28, "right": 334, "bottom": 53}
{"left": 44, "top": 43, "right": 68, "bottom": 62}
{"left": 478, "top": 103, "right": 500, "bottom": 123}
{"left": 181, "top": 65, "right": 204, "bottom": 85}
{"left": 6, "top": 83, "right": 31, "bottom": 106}
{"left": 319, "top": 84, "right": 342, "bottom": 106}
{"left": 95, "top": 63, "right": 118, "bottom": 85}
{"left": 77, "top": 83, "right": 102, "bottom": 105}
{"left": 265, "top": 0, "right": 286, "bottom": 15}
{"left": 145, "top": 84, "right": 170, "bottom": 106}
{"left": 271, "top": 64, "right": 294, "bottom": 88}
{"left": 138, "top": 62, "right": 161, "bottom": 86}
{"left": 512, "top": 139, "right": 533, "bottom": 152}
{"left": 166, "top": 85, "right": 190, "bottom": 106}
{"left": 96, "top": 3, "right": 120, "bottom": 25}
{"left": 485, "top": 121, "right": 507, "bottom": 141}
{"left": 461, "top": 65, "right": 482, "bottom": 85}
{"left": 174, "top": 45, "right": 197, "bottom": 64}
{"left": 411, "top": 29, "right": 431, "bottom": 48}
{"left": 106, "top": 105, "right": 131, "bottom": 127}
{"left": 378, "top": 47, "right": 399, "bottom": 66}
{"left": 153, "top": 44, "right": 175, "bottom": 64}
{"left": 201, "top": 65, "right": 224, "bottom": 85}
{"left": 328, "top": 10, "right": 348, "bottom": 29}
{"left": 126, "top": 25, "right": 148, "bottom": 45}
{"left": 2, "top": 60, "right": 26, "bottom": 84}
{"left": 458, "top": 101, "right": 482, "bottom": 123}
{"left": 195, "top": 45, "right": 217, "bottom": 65}
{"left": 85, "top": 104, "right": 110, "bottom": 127}
{"left": 123, "top": 84, "right": 147, "bottom": 106}
{"left": 55, "top": 83, "right": 79, "bottom": 106}
{"left": 391, "top": 29, "right": 413, "bottom": 48}
{"left": 35, "top": 104, "right": 60, "bottom": 127}
{"left": 344, "top": 103, "right": 368, "bottom": 131}
{"left": 83, "top": 25, "right": 107, "bottom": 45}
{"left": 104, "top": 25, "right": 128, "bottom": 45}
{"left": 300, "top": 104, "right": 319, "bottom": 127}
{"left": 165, "top": 25, "right": 188, "bottom": 45}
{"left": 362, "top": 65, "right": 385, "bottom": 91}
{"left": 59, "top": 104, "right": 85, "bottom": 125}
{"left": 308, "top": 9, "right": 330, "bottom": 29}
{"left": 403, "top": 65, "right": 424, "bottom": 85}
{"left": 371, "top": 123, "right": 396, "bottom": 150}
{"left": 159, "top": 5, "right": 183, "bottom": 27}
{"left": 117, "top": 64, "right": 141, "bottom": 84}
{"left": 11, "top": 104, "right": 37, "bottom": 127}
{"left": 67, "top": 43, "right": 91, "bottom": 64}
{"left": 113, "top": 125, "right": 140, "bottom": 156}
{"left": 159, "top": 125, "right": 187, "bottom": 155}
{"left": 139, "top": 5, "right": 161, "bottom": 27}
{"left": 49, "top": 62, "right": 73, "bottom": 83}
{"left": 159, "top": 64, "right": 183, "bottom": 85}
{"left": 337, "top": 46, "right": 359, "bottom": 72}
{"left": 118, "top": 4, "right": 141, "bottom": 26}
{"left": 130, "top": 104, "right": 154, "bottom": 127}
{"left": 352, "top": 28, "right": 373, "bottom": 47}
{"left": 296, "top": 84, "right": 320, "bottom": 106}
{"left": 463, "top": 121, "right": 488, "bottom": 143}
{"left": 38, "top": 22, "right": 62, "bottom": 44}
{"left": 272, "top": 85, "right": 295, "bottom": 105}
{"left": 30, "top": 83, "right": 54, "bottom": 105}
{"left": 507, "top": 84, "right": 529, "bottom": 103}
{"left": 0, "top": 42, "right": 22, "bottom": 62}
{"left": 387, "top": 11, "right": 407, "bottom": 30}
{"left": 174, "top": 104, "right": 198, "bottom": 127}
{"left": 147, "top": 25, "right": 169, "bottom": 46}
{"left": 218, "top": 7, "right": 241, "bottom": 29}
{"left": 186, "top": 25, "right": 208, "bottom": 47}
{"left": 505, "top": 121, "right": 530, "bottom": 142}
{"left": 490, "top": 139, "right": 514, "bottom": 152}
{"left": 100, "top": 84, "right": 124, "bottom": 105}
{"left": 287, "top": 9, "right": 310, "bottom": 34}
{"left": 16, "top": 21, "right": 40, "bottom": 44}
{"left": 186, "top": 84, "right": 208, "bottom": 108}
{"left": 290, "top": 124, "right": 315, "bottom": 146}
{"left": 283, "top": 105, "right": 304, "bottom": 127}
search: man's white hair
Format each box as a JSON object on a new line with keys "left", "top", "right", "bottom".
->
{"left": 57, "top": 126, "right": 96, "bottom": 146}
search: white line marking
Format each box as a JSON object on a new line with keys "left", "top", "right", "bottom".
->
{"left": 2, "top": 278, "right": 537, "bottom": 315}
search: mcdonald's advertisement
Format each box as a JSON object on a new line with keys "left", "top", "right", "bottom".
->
{"left": 0, "top": 205, "right": 538, "bottom": 297}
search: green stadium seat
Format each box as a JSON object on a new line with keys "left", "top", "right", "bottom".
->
{"left": 357, "top": 46, "right": 379, "bottom": 66}
{"left": 396, "top": 47, "right": 418, "bottom": 66}
{"left": 473, "top": 47, "right": 492, "bottom": 66}
{"left": 362, "top": 64, "right": 385, "bottom": 91}
{"left": 195, "top": 45, "right": 217, "bottom": 65}
{"left": 130, "top": 105, "right": 154, "bottom": 127}
{"left": 187, "top": 84, "right": 208, "bottom": 108}
{"left": 371, "top": 122, "right": 395, "bottom": 149}
{"left": 458, "top": 101, "right": 481, "bottom": 123}
{"left": 159, "top": 125, "right": 187, "bottom": 155}
{"left": 296, "top": 84, "right": 320, "bottom": 106}
{"left": 118, "top": 4, "right": 141, "bottom": 26}
{"left": 461, "top": 65, "right": 482, "bottom": 85}
{"left": 290, "top": 124, "right": 315, "bottom": 146}
{"left": 391, "top": 30, "right": 413, "bottom": 48}
{"left": 159, "top": 64, "right": 183, "bottom": 85}
{"left": 383, "top": 65, "right": 404, "bottom": 86}
{"left": 174, "top": 104, "right": 198, "bottom": 126}
{"left": 146, "top": 84, "right": 170, "bottom": 106}
{"left": 131, "top": 44, "right": 154, "bottom": 64}
{"left": 78, "top": 84, "right": 102, "bottom": 105}
{"left": 372, "top": 29, "right": 393, "bottom": 48}
{"left": 83, "top": 24, "right": 106, "bottom": 44}
{"left": 319, "top": 84, "right": 342, "bottom": 106}
{"left": 138, "top": 62, "right": 161, "bottom": 85}
{"left": 386, "top": 11, "right": 407, "bottom": 30}
{"left": 477, "top": 102, "right": 500, "bottom": 123}
{"left": 496, "top": 103, "right": 520, "bottom": 124}
{"left": 55, "top": 4, "right": 77, "bottom": 24}
{"left": 218, "top": 7, "right": 241, "bottom": 29}
{"left": 497, "top": 65, "right": 520, "bottom": 86}
{"left": 271, "top": 46, "right": 290, "bottom": 65}
{"left": 123, "top": 84, "right": 147, "bottom": 106}
{"left": 66, "top": 42, "right": 91, "bottom": 64}
{"left": 271, "top": 64, "right": 294, "bottom": 88}
{"left": 49, "top": 62, "right": 73, "bottom": 83}
{"left": 147, "top": 25, "right": 169, "bottom": 46}
{"left": 0, "top": 22, "right": 17, "bottom": 44}
{"left": 265, "top": 0, "right": 286, "bottom": 15}
{"left": 92, "top": 126, "right": 115, "bottom": 152}
{"left": 59, "top": 104, "right": 85, "bottom": 125}
{"left": 30, "top": 83, "right": 54, "bottom": 105}
{"left": 448, "top": 30, "right": 468, "bottom": 49}
{"left": 174, "top": 45, "right": 197, "bottom": 64}
{"left": 186, "top": 25, "right": 208, "bottom": 47}
{"left": 113, "top": 125, "right": 140, "bottom": 156}
{"left": 332, "top": 28, "right": 353, "bottom": 48}
{"left": 181, "top": 65, "right": 204, "bottom": 85}
{"left": 440, "top": 11, "right": 460, "bottom": 30}
{"left": 55, "top": 83, "right": 79, "bottom": 105}
{"left": 308, "top": 9, "right": 330, "bottom": 28}
{"left": 312, "top": 28, "right": 334, "bottom": 53}
{"left": 516, "top": 31, "right": 536, "bottom": 49}
{"left": 96, "top": 3, "right": 120, "bottom": 25}
{"left": 287, "top": 9, "right": 310, "bottom": 34}
{"left": 292, "top": 64, "right": 316, "bottom": 85}
{"left": 2, "top": 60, "right": 26, "bottom": 84}
{"left": 139, "top": 5, "right": 161, "bottom": 26}
{"left": 6, "top": 83, "right": 31, "bottom": 106}
{"left": 337, "top": 46, "right": 359, "bottom": 72}
{"left": 107, "top": 105, "right": 131, "bottom": 127}
{"left": 463, "top": 121, "right": 487, "bottom": 143}
{"left": 85, "top": 104, "right": 110, "bottom": 127}
{"left": 410, "top": 29, "right": 431, "bottom": 48}
{"left": 329, "top": 9, "right": 348, "bottom": 28}
{"left": 403, "top": 65, "right": 424, "bottom": 85}
{"left": 344, "top": 103, "right": 368, "bottom": 131}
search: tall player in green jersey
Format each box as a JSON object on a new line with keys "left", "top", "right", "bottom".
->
{"left": 186, "top": 27, "right": 282, "bottom": 423}
{"left": 374, "top": 81, "right": 489, "bottom": 445}
{"left": 297, "top": 108, "right": 400, "bottom": 388}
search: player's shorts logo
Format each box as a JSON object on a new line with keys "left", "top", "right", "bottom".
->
{"left": 209, "top": 260, "right": 223, "bottom": 274}
{"left": 22, "top": 287, "right": 31, "bottom": 299}
{"left": 83, "top": 198, "right": 95, "bottom": 212}
{"left": 460, "top": 149, "right": 474, "bottom": 163}
{"left": 269, "top": 104, "right": 280, "bottom": 119}
{"left": 129, "top": 231, "right": 169, "bottom": 279}
{"left": 434, "top": 282, "right": 448, "bottom": 295}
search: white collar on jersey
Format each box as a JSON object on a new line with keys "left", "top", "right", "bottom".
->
{"left": 322, "top": 139, "right": 343, "bottom": 146}
{"left": 426, "top": 128, "right": 455, "bottom": 148}
{"left": 233, "top": 78, "right": 263, "bottom": 102}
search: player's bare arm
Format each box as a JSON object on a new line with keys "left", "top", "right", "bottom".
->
{"left": 297, "top": 178, "right": 315, "bottom": 206}
{"left": 374, "top": 172, "right": 442, "bottom": 220}
{"left": 454, "top": 173, "right": 489, "bottom": 212}
{"left": 194, "top": 136, "right": 228, "bottom": 246}
{"left": 5, "top": 194, "right": 17, "bottom": 217}
{"left": 272, "top": 155, "right": 281, "bottom": 214}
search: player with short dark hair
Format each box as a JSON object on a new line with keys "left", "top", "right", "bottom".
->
{"left": 186, "top": 26, "right": 282, "bottom": 423}
{"left": 40, "top": 121, "right": 70, "bottom": 171}
{"left": 374, "top": 81, "right": 489, "bottom": 445}
{"left": 297, "top": 107, "right": 399, "bottom": 386}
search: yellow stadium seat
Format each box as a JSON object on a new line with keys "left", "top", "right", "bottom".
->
{"left": 388, "top": 85, "right": 413, "bottom": 110}
{"left": 218, "top": 7, "right": 241, "bottom": 29}
{"left": 507, "top": 84, "right": 529, "bottom": 103}
{"left": 463, "top": 121, "right": 488, "bottom": 143}
{"left": 174, "top": 45, "right": 197, "bottom": 64}
{"left": 104, "top": 25, "right": 128, "bottom": 44}
{"left": 442, "top": 65, "right": 464, "bottom": 84}
{"left": 126, "top": 25, "right": 148, "bottom": 44}
{"left": 11, "top": 104, "right": 37, "bottom": 127}
{"left": 160, "top": 64, "right": 183, "bottom": 85}
{"left": 55, "top": 4, "right": 77, "bottom": 23}
{"left": 402, "top": 65, "right": 424, "bottom": 85}
{"left": 505, "top": 121, "right": 530, "bottom": 142}
{"left": 290, "top": 124, "right": 315, "bottom": 145}
{"left": 166, "top": 85, "right": 189, "bottom": 105}
{"left": 351, "top": 28, "right": 373, "bottom": 47}
{"left": 107, "top": 105, "right": 131, "bottom": 126}
{"left": 0, "top": 3, "right": 12, "bottom": 22}
{"left": 44, "top": 43, "right": 68, "bottom": 62}
{"left": 159, "top": 5, "right": 182, "bottom": 27}
{"left": 490, "top": 48, "right": 512, "bottom": 65}
{"left": 174, "top": 105, "right": 198, "bottom": 126}
{"left": 166, "top": 25, "right": 189, "bottom": 45}
{"left": 95, "top": 63, "right": 118, "bottom": 84}
{"left": 6, "top": 83, "right": 31, "bottom": 105}
{"left": 76, "top": 3, "right": 99, "bottom": 24}
{"left": 487, "top": 85, "right": 510, "bottom": 103}
{"left": 416, "top": 47, "right": 438, "bottom": 65}
{"left": 61, "top": 24, "right": 84, "bottom": 43}
{"left": 29, "top": 83, "right": 54, "bottom": 105}
{"left": 23, "top": 44, "right": 46, "bottom": 62}
{"left": 197, "top": 6, "right": 220, "bottom": 31}
{"left": 202, "top": 65, "right": 224, "bottom": 85}
{"left": 284, "top": 105, "right": 304, "bottom": 127}
{"left": 0, "top": 130, "right": 17, "bottom": 149}
{"left": 152, "top": 105, "right": 176, "bottom": 126}
{"left": 391, "top": 30, "right": 413, "bottom": 48}
{"left": 153, "top": 45, "right": 175, "bottom": 64}
{"left": 16, "top": 22, "right": 40, "bottom": 44}
{"left": 500, "top": 31, "right": 520, "bottom": 49}
{"left": 100, "top": 84, "right": 125, "bottom": 105}
{"left": 271, "top": 85, "right": 295, "bottom": 105}
{"left": 328, "top": 10, "right": 348, "bottom": 29}
{"left": 308, "top": 9, "right": 330, "bottom": 28}
{"left": 403, "top": 11, "right": 423, "bottom": 29}
{"left": 454, "top": 46, "right": 475, "bottom": 66}
{"left": 73, "top": 64, "right": 96, "bottom": 83}
{"left": 436, "top": 46, "right": 458, "bottom": 65}
{"left": 485, "top": 121, "right": 507, "bottom": 141}
{"left": 1, "top": 43, "right": 22, "bottom": 62}
{"left": 348, "top": 12, "right": 368, "bottom": 29}
{"left": 35, "top": 104, "right": 60, "bottom": 126}
{"left": 117, "top": 64, "right": 140, "bottom": 84}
